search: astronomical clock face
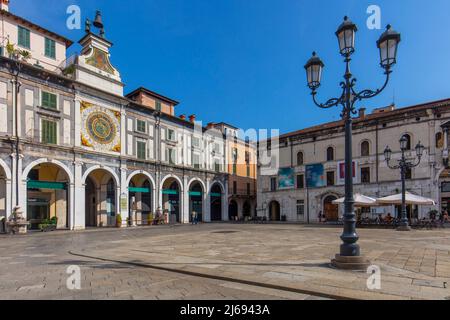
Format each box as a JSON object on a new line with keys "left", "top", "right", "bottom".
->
{"left": 81, "top": 102, "right": 121, "bottom": 152}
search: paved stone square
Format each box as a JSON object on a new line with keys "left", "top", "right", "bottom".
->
{"left": 1, "top": 223, "right": 450, "bottom": 300}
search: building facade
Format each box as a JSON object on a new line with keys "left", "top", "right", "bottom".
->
{"left": 207, "top": 122, "right": 257, "bottom": 220}
{"left": 257, "top": 100, "right": 450, "bottom": 223}
{"left": 0, "top": 5, "right": 236, "bottom": 231}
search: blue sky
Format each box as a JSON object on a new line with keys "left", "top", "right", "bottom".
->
{"left": 11, "top": 0, "right": 450, "bottom": 134}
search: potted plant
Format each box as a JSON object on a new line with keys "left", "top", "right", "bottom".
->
{"left": 116, "top": 214, "right": 122, "bottom": 228}
{"left": 39, "top": 216, "right": 58, "bottom": 232}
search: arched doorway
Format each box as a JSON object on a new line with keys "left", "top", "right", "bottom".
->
{"left": 128, "top": 174, "right": 153, "bottom": 225}
{"left": 26, "top": 163, "right": 70, "bottom": 230}
{"left": 162, "top": 177, "right": 181, "bottom": 223}
{"left": 323, "top": 195, "right": 338, "bottom": 221}
{"left": 269, "top": 200, "right": 280, "bottom": 221}
{"left": 84, "top": 169, "right": 118, "bottom": 227}
{"left": 228, "top": 200, "right": 238, "bottom": 221}
{"left": 210, "top": 183, "right": 222, "bottom": 221}
{"left": 243, "top": 201, "right": 251, "bottom": 218}
{"left": 189, "top": 181, "right": 203, "bottom": 222}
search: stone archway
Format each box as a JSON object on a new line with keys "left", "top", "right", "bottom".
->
{"left": 0, "top": 160, "right": 11, "bottom": 233}
{"left": 128, "top": 173, "right": 154, "bottom": 226}
{"left": 228, "top": 199, "right": 238, "bottom": 221}
{"left": 25, "top": 162, "right": 71, "bottom": 230}
{"left": 162, "top": 177, "right": 182, "bottom": 223}
{"left": 210, "top": 183, "right": 223, "bottom": 221}
{"left": 188, "top": 181, "right": 204, "bottom": 222}
{"left": 84, "top": 168, "right": 118, "bottom": 227}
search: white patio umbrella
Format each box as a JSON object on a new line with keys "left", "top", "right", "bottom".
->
{"left": 332, "top": 194, "right": 377, "bottom": 207}
{"left": 376, "top": 192, "right": 436, "bottom": 206}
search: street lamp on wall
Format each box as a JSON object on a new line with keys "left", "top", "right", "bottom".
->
{"left": 304, "top": 17, "right": 401, "bottom": 270}
{"left": 384, "top": 139, "right": 425, "bottom": 231}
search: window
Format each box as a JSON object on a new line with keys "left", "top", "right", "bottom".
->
{"left": 214, "top": 143, "right": 221, "bottom": 154}
{"left": 361, "top": 141, "right": 370, "bottom": 157}
{"left": 246, "top": 165, "right": 250, "bottom": 177}
{"left": 402, "top": 134, "right": 412, "bottom": 150}
{"left": 405, "top": 168, "right": 412, "bottom": 180}
{"left": 41, "top": 119, "right": 57, "bottom": 144}
{"left": 136, "top": 140, "right": 146, "bottom": 160}
{"left": 436, "top": 132, "right": 444, "bottom": 148}
{"left": 156, "top": 101, "right": 161, "bottom": 112}
{"left": 296, "top": 174, "right": 304, "bottom": 189}
{"left": 18, "top": 26, "right": 30, "bottom": 49}
{"left": 232, "top": 148, "right": 238, "bottom": 162}
{"left": 192, "top": 136, "right": 200, "bottom": 148}
{"left": 247, "top": 183, "right": 251, "bottom": 195}
{"left": 270, "top": 177, "right": 277, "bottom": 191}
{"left": 296, "top": 200, "right": 305, "bottom": 216}
{"left": 232, "top": 163, "right": 237, "bottom": 175}
{"left": 167, "top": 128, "right": 176, "bottom": 141}
{"left": 0, "top": 46, "right": 3, "bottom": 57}
{"left": 192, "top": 153, "right": 200, "bottom": 169}
{"left": 167, "top": 148, "right": 176, "bottom": 164}
{"left": 136, "top": 119, "right": 146, "bottom": 133}
{"left": 214, "top": 161, "right": 221, "bottom": 172}
{"left": 44, "top": 37, "right": 56, "bottom": 59}
{"left": 326, "top": 171, "right": 335, "bottom": 186}
{"left": 326, "top": 147, "right": 334, "bottom": 161}
{"left": 233, "top": 181, "right": 237, "bottom": 194}
{"left": 297, "top": 152, "right": 304, "bottom": 166}
{"left": 361, "top": 167, "right": 370, "bottom": 184}
{"left": 41, "top": 91, "right": 57, "bottom": 110}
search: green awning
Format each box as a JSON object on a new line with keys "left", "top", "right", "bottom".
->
{"left": 27, "top": 180, "right": 67, "bottom": 190}
{"left": 162, "top": 189, "right": 178, "bottom": 195}
{"left": 129, "top": 187, "right": 151, "bottom": 193}
{"left": 189, "top": 191, "right": 202, "bottom": 196}
{"left": 210, "top": 192, "right": 221, "bottom": 197}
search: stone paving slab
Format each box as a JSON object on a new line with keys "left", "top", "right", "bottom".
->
{"left": 70, "top": 224, "right": 450, "bottom": 300}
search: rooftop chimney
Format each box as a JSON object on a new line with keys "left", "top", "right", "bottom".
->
{"left": 358, "top": 108, "right": 366, "bottom": 118}
{"left": 189, "top": 114, "right": 196, "bottom": 123}
{"left": 179, "top": 114, "right": 186, "bottom": 121}
{"left": 1, "top": 0, "right": 10, "bottom": 12}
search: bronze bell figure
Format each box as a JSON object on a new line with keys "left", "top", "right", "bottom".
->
{"left": 93, "top": 10, "right": 104, "bottom": 29}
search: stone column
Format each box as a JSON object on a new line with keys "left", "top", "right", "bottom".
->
{"left": 73, "top": 161, "right": 85, "bottom": 230}
{"left": 182, "top": 176, "right": 189, "bottom": 223}
{"left": 204, "top": 179, "right": 211, "bottom": 222}
{"left": 119, "top": 166, "right": 128, "bottom": 224}
{"left": 222, "top": 179, "right": 229, "bottom": 221}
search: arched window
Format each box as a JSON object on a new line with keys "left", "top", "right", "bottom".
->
{"left": 297, "top": 152, "right": 304, "bottom": 166}
{"left": 436, "top": 132, "right": 444, "bottom": 148}
{"left": 361, "top": 141, "right": 370, "bottom": 157}
{"left": 401, "top": 134, "right": 412, "bottom": 150}
{"left": 326, "top": 147, "right": 334, "bottom": 161}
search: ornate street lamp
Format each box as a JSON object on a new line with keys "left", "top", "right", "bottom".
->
{"left": 384, "top": 139, "right": 425, "bottom": 231}
{"left": 304, "top": 17, "right": 401, "bottom": 270}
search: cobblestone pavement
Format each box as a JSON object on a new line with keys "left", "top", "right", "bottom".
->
{"left": 2, "top": 223, "right": 450, "bottom": 299}
{"left": 0, "top": 224, "right": 325, "bottom": 300}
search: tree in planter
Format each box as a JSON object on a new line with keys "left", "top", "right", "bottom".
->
{"left": 6, "top": 41, "right": 31, "bottom": 62}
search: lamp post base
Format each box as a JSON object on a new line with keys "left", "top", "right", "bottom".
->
{"left": 331, "top": 254, "right": 371, "bottom": 271}
{"left": 396, "top": 225, "right": 411, "bottom": 231}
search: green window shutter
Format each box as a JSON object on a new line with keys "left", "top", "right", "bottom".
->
{"left": 42, "top": 92, "right": 57, "bottom": 109}
{"left": 45, "top": 38, "right": 56, "bottom": 59}
{"left": 42, "top": 119, "right": 57, "bottom": 144}
{"left": 137, "top": 141, "right": 146, "bottom": 160}
{"left": 18, "top": 26, "right": 30, "bottom": 48}
{"left": 136, "top": 120, "right": 146, "bottom": 133}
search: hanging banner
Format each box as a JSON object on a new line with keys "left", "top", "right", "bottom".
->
{"left": 306, "top": 164, "right": 326, "bottom": 188}
{"left": 337, "top": 161, "right": 357, "bottom": 185}
{"left": 278, "top": 167, "right": 295, "bottom": 189}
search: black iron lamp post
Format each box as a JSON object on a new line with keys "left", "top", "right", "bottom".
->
{"left": 304, "top": 17, "right": 401, "bottom": 270}
{"left": 384, "top": 137, "right": 425, "bottom": 231}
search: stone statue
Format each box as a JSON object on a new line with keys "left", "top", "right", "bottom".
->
{"left": 85, "top": 19, "right": 91, "bottom": 34}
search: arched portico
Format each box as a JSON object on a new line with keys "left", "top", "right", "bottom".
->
{"left": 188, "top": 179, "right": 205, "bottom": 223}
{"left": 210, "top": 182, "right": 224, "bottom": 221}
{"left": 161, "top": 175, "right": 183, "bottom": 223}
{"left": 0, "top": 160, "right": 12, "bottom": 233}
{"left": 23, "top": 160, "right": 72, "bottom": 230}
{"left": 128, "top": 172, "right": 155, "bottom": 225}
{"left": 83, "top": 167, "right": 119, "bottom": 227}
